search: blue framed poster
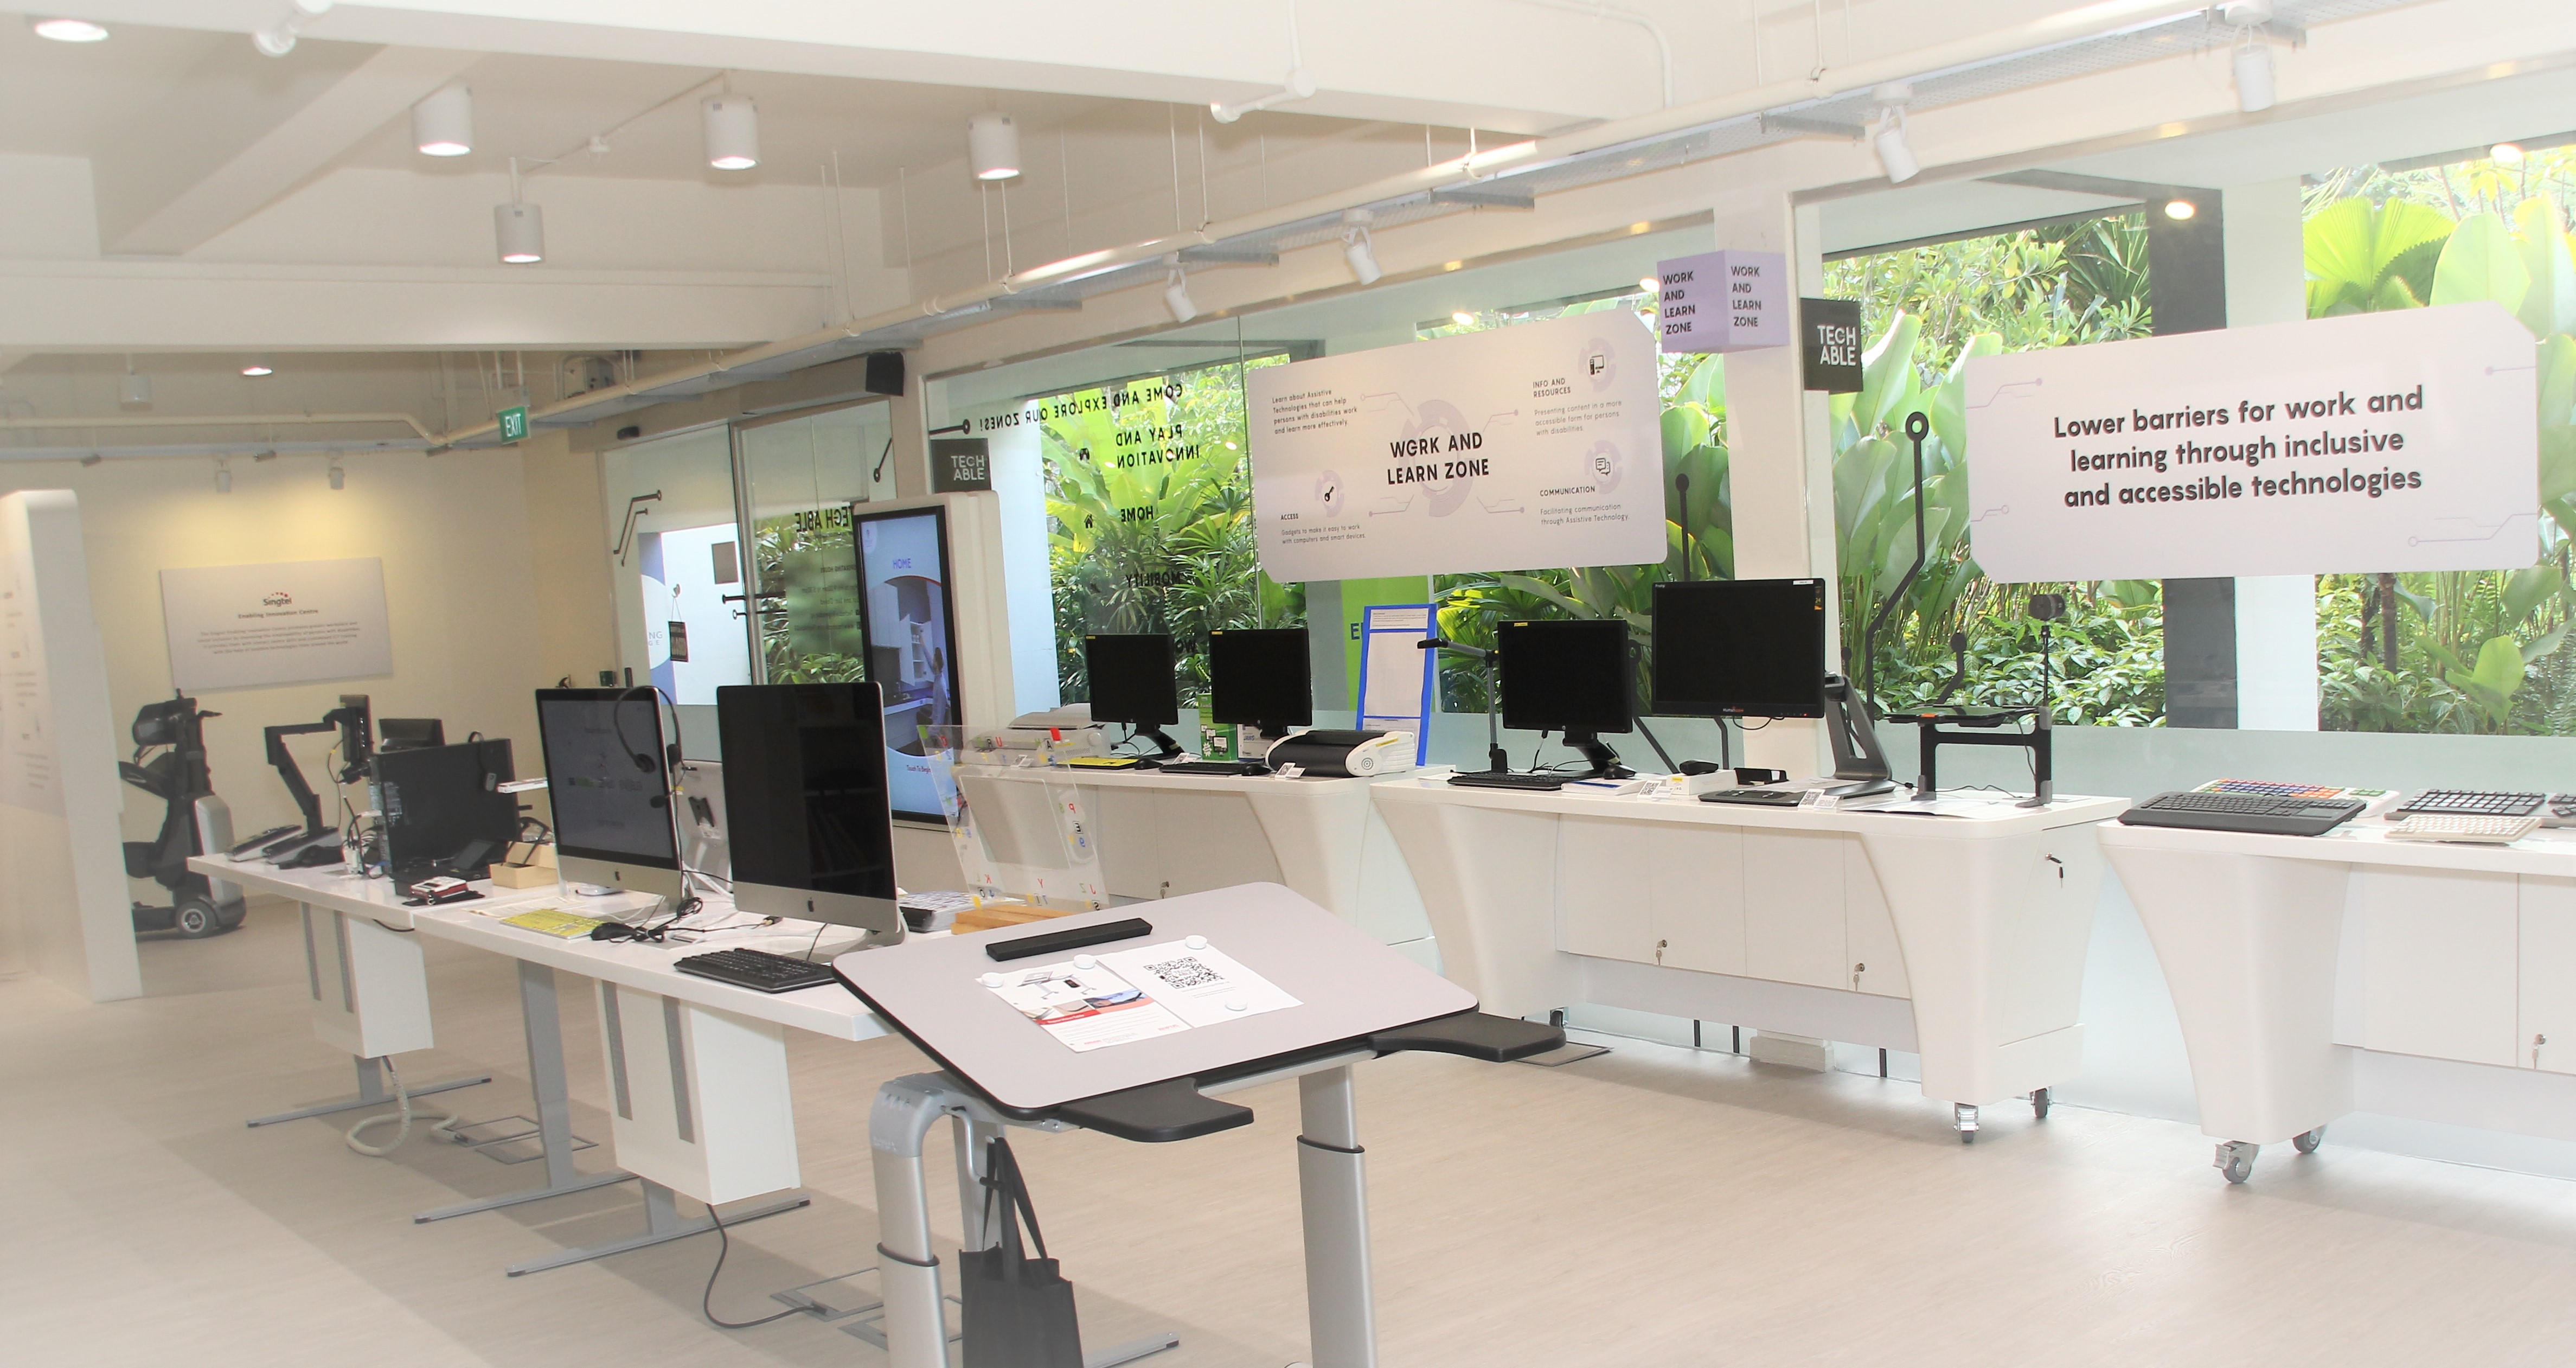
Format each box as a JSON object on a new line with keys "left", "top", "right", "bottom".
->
{"left": 1354, "top": 603, "right": 1437, "bottom": 765}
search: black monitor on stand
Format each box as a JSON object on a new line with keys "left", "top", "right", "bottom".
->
{"left": 1648, "top": 577, "right": 1890, "bottom": 792}
{"left": 1084, "top": 634, "right": 1184, "bottom": 762}
{"left": 379, "top": 718, "right": 445, "bottom": 751}
{"left": 1206, "top": 628, "right": 1312, "bottom": 740}
{"left": 1497, "top": 619, "right": 1634, "bottom": 778}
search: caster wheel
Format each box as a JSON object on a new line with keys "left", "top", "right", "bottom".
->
{"left": 1955, "top": 1102, "right": 1979, "bottom": 1143}
{"left": 2293, "top": 1126, "right": 2325, "bottom": 1155}
{"left": 174, "top": 898, "right": 223, "bottom": 938}
{"left": 2214, "top": 1140, "right": 2258, "bottom": 1184}
{"left": 2031, "top": 1087, "right": 2051, "bottom": 1121}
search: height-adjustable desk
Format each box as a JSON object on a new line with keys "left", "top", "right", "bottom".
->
{"left": 835, "top": 883, "right": 1559, "bottom": 1368}
{"left": 954, "top": 763, "right": 1435, "bottom": 954}
{"left": 2102, "top": 819, "right": 2576, "bottom": 1181}
{"left": 1370, "top": 780, "right": 2126, "bottom": 1136}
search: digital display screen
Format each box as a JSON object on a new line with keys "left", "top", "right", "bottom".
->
{"left": 1649, "top": 579, "right": 1828, "bottom": 719}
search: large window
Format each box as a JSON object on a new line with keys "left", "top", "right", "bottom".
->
{"left": 1037, "top": 357, "right": 1302, "bottom": 703}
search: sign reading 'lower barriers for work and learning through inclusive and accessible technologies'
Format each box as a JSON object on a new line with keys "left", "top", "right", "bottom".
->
{"left": 1245, "top": 310, "right": 1666, "bottom": 580}
{"left": 159, "top": 557, "right": 393, "bottom": 691}
{"left": 1962, "top": 302, "right": 2539, "bottom": 581}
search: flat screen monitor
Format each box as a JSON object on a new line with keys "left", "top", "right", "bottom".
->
{"left": 1497, "top": 619, "right": 1633, "bottom": 736}
{"left": 1207, "top": 628, "right": 1312, "bottom": 736}
{"left": 335, "top": 694, "right": 373, "bottom": 783}
{"left": 379, "top": 718, "right": 445, "bottom": 752}
{"left": 716, "top": 683, "right": 900, "bottom": 940}
{"left": 854, "top": 503, "right": 963, "bottom": 824}
{"left": 533, "top": 688, "right": 683, "bottom": 900}
{"left": 1084, "top": 634, "right": 1178, "bottom": 726}
{"left": 374, "top": 739, "right": 517, "bottom": 878}
{"left": 1649, "top": 578, "right": 1829, "bottom": 719}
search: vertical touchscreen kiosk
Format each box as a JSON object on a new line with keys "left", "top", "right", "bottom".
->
{"left": 854, "top": 504, "right": 962, "bottom": 824}
{"left": 1084, "top": 633, "right": 1183, "bottom": 762}
{"left": 1207, "top": 628, "right": 1312, "bottom": 741}
{"left": 532, "top": 688, "right": 683, "bottom": 902}
{"left": 1496, "top": 619, "right": 1633, "bottom": 777}
{"left": 716, "top": 682, "right": 901, "bottom": 942}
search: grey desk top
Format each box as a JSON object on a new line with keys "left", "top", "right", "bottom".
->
{"left": 832, "top": 881, "right": 1476, "bottom": 1113}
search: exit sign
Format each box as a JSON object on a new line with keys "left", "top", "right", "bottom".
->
{"left": 496, "top": 406, "right": 530, "bottom": 443}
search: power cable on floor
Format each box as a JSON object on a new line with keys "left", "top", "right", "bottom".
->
{"left": 702, "top": 1203, "right": 803, "bottom": 1329}
{"left": 345, "top": 1056, "right": 460, "bottom": 1156}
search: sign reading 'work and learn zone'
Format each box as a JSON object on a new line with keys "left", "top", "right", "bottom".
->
{"left": 1655, "top": 250, "right": 1789, "bottom": 354}
{"left": 1962, "top": 303, "right": 2538, "bottom": 581}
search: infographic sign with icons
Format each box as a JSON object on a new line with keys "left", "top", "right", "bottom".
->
{"left": 1963, "top": 303, "right": 2539, "bottom": 581}
{"left": 1246, "top": 310, "right": 1665, "bottom": 580}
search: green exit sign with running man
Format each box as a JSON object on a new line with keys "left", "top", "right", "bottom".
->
{"left": 496, "top": 406, "right": 529, "bottom": 443}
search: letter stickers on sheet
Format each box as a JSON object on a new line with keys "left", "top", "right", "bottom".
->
{"left": 1246, "top": 311, "right": 1667, "bottom": 581}
{"left": 1962, "top": 303, "right": 2538, "bottom": 581}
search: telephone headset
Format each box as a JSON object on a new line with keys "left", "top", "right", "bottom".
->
{"left": 608, "top": 684, "right": 683, "bottom": 809}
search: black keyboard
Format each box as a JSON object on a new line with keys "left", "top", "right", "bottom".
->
{"left": 1157, "top": 760, "right": 1272, "bottom": 776}
{"left": 674, "top": 948, "right": 837, "bottom": 994}
{"left": 2120, "top": 790, "right": 2364, "bottom": 836}
{"left": 1447, "top": 771, "right": 1570, "bottom": 791}
{"left": 2393, "top": 789, "right": 2546, "bottom": 817}
{"left": 226, "top": 824, "right": 299, "bottom": 858}
{"left": 1701, "top": 788, "right": 1805, "bottom": 807}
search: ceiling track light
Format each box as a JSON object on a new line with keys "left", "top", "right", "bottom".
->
{"left": 2221, "top": 0, "right": 2278, "bottom": 113}
{"left": 121, "top": 357, "right": 151, "bottom": 411}
{"left": 252, "top": 0, "right": 333, "bottom": 57}
{"left": 968, "top": 112, "right": 1021, "bottom": 181}
{"left": 2163, "top": 197, "right": 2198, "bottom": 220}
{"left": 495, "top": 157, "right": 543, "bottom": 264}
{"left": 703, "top": 94, "right": 759, "bottom": 170}
{"left": 30, "top": 16, "right": 111, "bottom": 42}
{"left": 1342, "top": 208, "right": 1382, "bottom": 286}
{"left": 214, "top": 458, "right": 233, "bottom": 494}
{"left": 79, "top": 454, "right": 103, "bottom": 468}
{"left": 328, "top": 460, "right": 345, "bottom": 490}
{"left": 412, "top": 83, "right": 473, "bottom": 157}
{"left": 1162, "top": 253, "right": 1199, "bottom": 323}
{"left": 1868, "top": 83, "right": 1919, "bottom": 184}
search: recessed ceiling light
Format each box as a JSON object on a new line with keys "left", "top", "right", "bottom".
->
{"left": 30, "top": 17, "right": 109, "bottom": 42}
{"left": 1451, "top": 311, "right": 1475, "bottom": 327}
{"left": 240, "top": 356, "right": 275, "bottom": 376}
{"left": 2163, "top": 199, "right": 2197, "bottom": 220}
{"left": 1639, "top": 277, "right": 1658, "bottom": 295}
{"left": 2492, "top": 142, "right": 2527, "bottom": 165}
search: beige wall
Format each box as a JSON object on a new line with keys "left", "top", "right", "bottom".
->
{"left": 519, "top": 431, "right": 621, "bottom": 694}
{"left": 0, "top": 449, "right": 554, "bottom": 846}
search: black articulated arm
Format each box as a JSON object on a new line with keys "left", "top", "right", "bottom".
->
{"left": 1368, "top": 1011, "right": 1565, "bottom": 1063}
{"left": 1049, "top": 1078, "right": 1255, "bottom": 1143}
{"left": 264, "top": 719, "right": 338, "bottom": 834}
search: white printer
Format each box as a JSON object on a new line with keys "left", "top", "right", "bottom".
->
{"left": 1263, "top": 729, "right": 1417, "bottom": 778}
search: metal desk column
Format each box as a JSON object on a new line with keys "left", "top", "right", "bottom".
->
{"left": 1298, "top": 1065, "right": 1376, "bottom": 1368}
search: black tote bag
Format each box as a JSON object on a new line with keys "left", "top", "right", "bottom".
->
{"left": 959, "top": 1135, "right": 1084, "bottom": 1367}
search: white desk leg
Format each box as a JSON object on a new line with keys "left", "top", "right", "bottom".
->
{"left": 414, "top": 960, "right": 633, "bottom": 1222}
{"left": 872, "top": 1076, "right": 956, "bottom": 1368}
{"left": 248, "top": 904, "right": 488, "bottom": 1127}
{"left": 1297, "top": 1066, "right": 1376, "bottom": 1368}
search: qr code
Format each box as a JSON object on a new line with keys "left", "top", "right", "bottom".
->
{"left": 1144, "top": 956, "right": 1222, "bottom": 989}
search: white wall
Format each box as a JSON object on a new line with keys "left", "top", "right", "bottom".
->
{"left": 0, "top": 449, "right": 552, "bottom": 851}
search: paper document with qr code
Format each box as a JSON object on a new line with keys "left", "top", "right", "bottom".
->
{"left": 1094, "top": 941, "right": 1301, "bottom": 1028}
{"left": 982, "top": 940, "right": 1300, "bottom": 1052}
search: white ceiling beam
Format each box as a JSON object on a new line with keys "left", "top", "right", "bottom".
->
{"left": 91, "top": 39, "right": 482, "bottom": 255}
{"left": 0, "top": 259, "right": 833, "bottom": 351}
{"left": 51, "top": 0, "right": 1651, "bottom": 132}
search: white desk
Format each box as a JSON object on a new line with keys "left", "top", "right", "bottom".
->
{"left": 411, "top": 899, "right": 881, "bottom": 1275}
{"left": 957, "top": 764, "right": 1434, "bottom": 956}
{"left": 2101, "top": 819, "right": 2576, "bottom": 1181}
{"left": 189, "top": 854, "right": 546, "bottom": 1124}
{"left": 1372, "top": 780, "right": 2126, "bottom": 1135}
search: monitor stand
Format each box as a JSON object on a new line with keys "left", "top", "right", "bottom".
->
{"left": 1562, "top": 730, "right": 1634, "bottom": 780}
{"left": 1132, "top": 726, "right": 1186, "bottom": 765}
{"left": 1819, "top": 674, "right": 1895, "bottom": 798}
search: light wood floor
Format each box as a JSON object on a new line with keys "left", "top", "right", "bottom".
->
{"left": 8, "top": 898, "right": 2576, "bottom": 1366}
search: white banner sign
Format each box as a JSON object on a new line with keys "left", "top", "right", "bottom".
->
{"left": 159, "top": 557, "right": 393, "bottom": 690}
{"left": 1963, "top": 303, "right": 2539, "bottom": 581}
{"left": 1248, "top": 310, "right": 1665, "bottom": 580}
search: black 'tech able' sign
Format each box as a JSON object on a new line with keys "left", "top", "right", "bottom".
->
{"left": 929, "top": 438, "right": 992, "bottom": 493}
{"left": 1802, "top": 298, "right": 1863, "bottom": 394}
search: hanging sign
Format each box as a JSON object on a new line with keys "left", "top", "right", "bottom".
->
{"left": 1962, "top": 303, "right": 2539, "bottom": 581}
{"left": 1656, "top": 250, "right": 1790, "bottom": 354}
{"left": 929, "top": 437, "right": 992, "bottom": 493}
{"left": 1246, "top": 310, "right": 1664, "bottom": 580}
{"left": 496, "top": 405, "right": 530, "bottom": 443}
{"left": 1802, "top": 298, "right": 1864, "bottom": 393}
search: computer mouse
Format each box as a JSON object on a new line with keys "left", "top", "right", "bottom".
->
{"left": 589, "top": 923, "right": 632, "bottom": 941}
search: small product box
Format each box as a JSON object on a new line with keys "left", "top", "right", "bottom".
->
{"left": 1198, "top": 723, "right": 1236, "bottom": 762}
{"left": 489, "top": 840, "right": 559, "bottom": 890}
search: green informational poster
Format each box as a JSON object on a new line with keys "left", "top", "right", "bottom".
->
{"left": 780, "top": 546, "right": 864, "bottom": 662}
{"left": 1337, "top": 576, "right": 1430, "bottom": 705}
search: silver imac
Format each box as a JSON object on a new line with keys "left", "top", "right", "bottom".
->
{"left": 533, "top": 688, "right": 686, "bottom": 903}
{"left": 715, "top": 681, "right": 902, "bottom": 943}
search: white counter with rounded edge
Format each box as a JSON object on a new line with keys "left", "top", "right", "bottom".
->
{"left": 1369, "top": 777, "right": 2128, "bottom": 1133}
{"left": 955, "top": 761, "right": 1434, "bottom": 957}
{"left": 2100, "top": 816, "right": 2576, "bottom": 1182}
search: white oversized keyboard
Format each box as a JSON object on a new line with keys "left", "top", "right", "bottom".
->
{"left": 2386, "top": 813, "right": 2541, "bottom": 844}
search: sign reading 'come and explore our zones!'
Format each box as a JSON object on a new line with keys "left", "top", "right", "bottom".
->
{"left": 1246, "top": 310, "right": 1665, "bottom": 581}
{"left": 1963, "top": 303, "right": 2538, "bottom": 582}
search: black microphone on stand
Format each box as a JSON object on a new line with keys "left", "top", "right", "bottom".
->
{"left": 1420, "top": 636, "right": 1510, "bottom": 774}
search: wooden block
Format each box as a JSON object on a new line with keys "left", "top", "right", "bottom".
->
{"left": 950, "top": 903, "right": 1074, "bottom": 934}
